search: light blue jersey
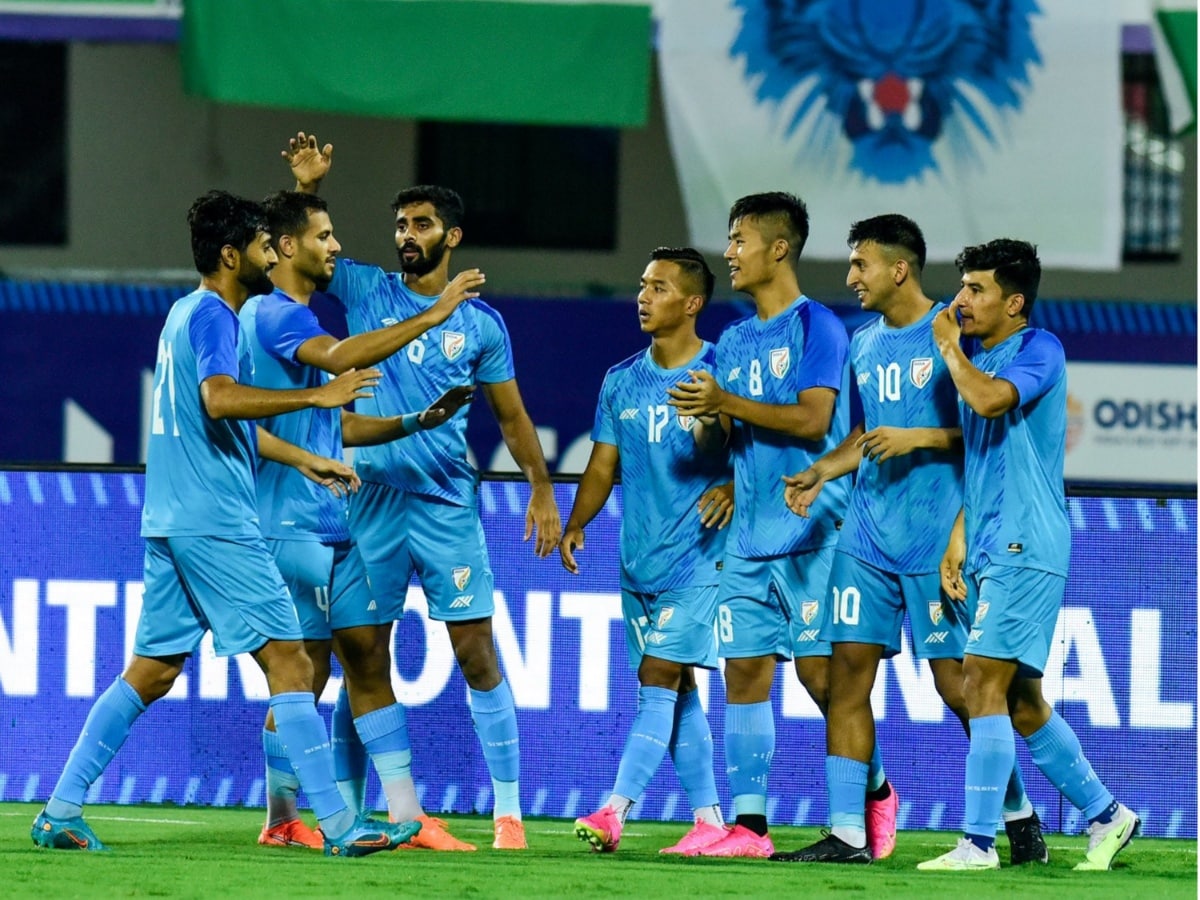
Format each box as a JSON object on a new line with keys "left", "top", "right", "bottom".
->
{"left": 837, "top": 303, "right": 963, "bottom": 574}
{"left": 329, "top": 258, "right": 514, "bottom": 506}
{"left": 592, "top": 342, "right": 730, "bottom": 592}
{"left": 962, "top": 328, "right": 1070, "bottom": 576}
{"left": 142, "top": 289, "right": 259, "bottom": 538}
{"left": 240, "top": 290, "right": 348, "bottom": 542}
{"left": 716, "top": 296, "right": 850, "bottom": 558}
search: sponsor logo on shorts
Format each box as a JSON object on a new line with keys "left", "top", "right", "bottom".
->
{"left": 450, "top": 594, "right": 474, "bottom": 609}
{"left": 620, "top": 408, "right": 639, "bottom": 420}
{"left": 452, "top": 566, "right": 472, "bottom": 591}
{"left": 928, "top": 601, "right": 944, "bottom": 625}
{"left": 441, "top": 331, "right": 466, "bottom": 360}
{"left": 367, "top": 599, "right": 377, "bottom": 611}
{"left": 925, "top": 632, "right": 948, "bottom": 644}
{"left": 969, "top": 628, "right": 984, "bottom": 643}
{"left": 974, "top": 601, "right": 989, "bottom": 625}
{"left": 909, "top": 357, "right": 933, "bottom": 389}
{"left": 1007, "top": 542, "right": 1023, "bottom": 554}
{"left": 657, "top": 608, "right": 675, "bottom": 629}
{"left": 769, "top": 347, "right": 791, "bottom": 379}
{"left": 798, "top": 628, "right": 820, "bottom": 642}
{"left": 801, "top": 600, "right": 819, "bottom": 625}
{"left": 647, "top": 631, "right": 667, "bottom": 646}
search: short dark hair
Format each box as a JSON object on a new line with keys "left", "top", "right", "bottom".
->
{"left": 187, "top": 190, "right": 268, "bottom": 275}
{"left": 728, "top": 192, "right": 809, "bottom": 261}
{"left": 391, "top": 185, "right": 465, "bottom": 230}
{"left": 262, "top": 191, "right": 329, "bottom": 248}
{"left": 650, "top": 246, "right": 715, "bottom": 308}
{"left": 955, "top": 238, "right": 1041, "bottom": 317}
{"left": 847, "top": 214, "right": 927, "bottom": 273}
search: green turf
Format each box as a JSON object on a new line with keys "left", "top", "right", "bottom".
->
{"left": 3, "top": 803, "right": 1195, "bottom": 898}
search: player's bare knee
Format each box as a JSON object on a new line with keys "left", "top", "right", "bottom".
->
{"left": 638, "top": 656, "right": 685, "bottom": 690}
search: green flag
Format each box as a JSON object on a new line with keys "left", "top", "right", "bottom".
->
{"left": 1153, "top": 1, "right": 1197, "bottom": 135}
{"left": 181, "top": 0, "right": 652, "bottom": 127}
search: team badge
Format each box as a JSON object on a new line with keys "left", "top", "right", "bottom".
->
{"left": 769, "top": 348, "right": 790, "bottom": 379}
{"left": 928, "top": 601, "right": 944, "bottom": 626}
{"left": 677, "top": 414, "right": 695, "bottom": 431}
{"left": 801, "top": 600, "right": 819, "bottom": 625}
{"left": 657, "top": 608, "right": 675, "bottom": 629}
{"left": 974, "top": 601, "right": 989, "bottom": 625}
{"left": 452, "top": 566, "right": 472, "bottom": 591}
{"left": 441, "top": 331, "right": 466, "bottom": 360}
{"left": 910, "top": 357, "right": 933, "bottom": 389}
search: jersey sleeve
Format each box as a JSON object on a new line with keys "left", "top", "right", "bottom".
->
{"left": 847, "top": 355, "right": 865, "bottom": 429}
{"left": 591, "top": 371, "right": 618, "bottom": 445}
{"left": 328, "top": 257, "right": 385, "bottom": 312}
{"left": 189, "top": 295, "right": 241, "bottom": 382}
{"left": 473, "top": 302, "right": 517, "bottom": 384}
{"left": 996, "top": 330, "right": 1066, "bottom": 407}
{"left": 256, "top": 296, "right": 329, "bottom": 364}
{"left": 795, "top": 303, "right": 849, "bottom": 392}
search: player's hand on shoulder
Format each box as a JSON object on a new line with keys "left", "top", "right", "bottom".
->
{"left": 419, "top": 385, "right": 475, "bottom": 429}
{"left": 667, "top": 369, "right": 722, "bottom": 418}
{"left": 525, "top": 483, "right": 563, "bottom": 559}
{"left": 433, "top": 269, "right": 487, "bottom": 318}
{"left": 283, "top": 131, "right": 333, "bottom": 190}
{"left": 316, "top": 367, "right": 381, "bottom": 408}
{"left": 697, "top": 482, "right": 734, "bottom": 530}
{"left": 782, "top": 468, "right": 822, "bottom": 518}
{"left": 560, "top": 525, "right": 585, "bottom": 573}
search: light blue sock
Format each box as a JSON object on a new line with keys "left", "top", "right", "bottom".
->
{"left": 1002, "top": 759, "right": 1033, "bottom": 819}
{"left": 725, "top": 701, "right": 773, "bottom": 817}
{"left": 866, "top": 741, "right": 886, "bottom": 792}
{"left": 270, "top": 692, "right": 354, "bottom": 837}
{"left": 356, "top": 703, "right": 422, "bottom": 821}
{"left": 469, "top": 680, "right": 521, "bottom": 818}
{"left": 263, "top": 727, "right": 301, "bottom": 827}
{"left": 46, "top": 677, "right": 146, "bottom": 819}
{"left": 668, "top": 688, "right": 719, "bottom": 810}
{"left": 1026, "top": 711, "right": 1114, "bottom": 821}
{"left": 827, "top": 755, "right": 868, "bottom": 847}
{"left": 331, "top": 684, "right": 367, "bottom": 814}
{"left": 613, "top": 686, "right": 676, "bottom": 802}
{"left": 964, "top": 715, "right": 1013, "bottom": 848}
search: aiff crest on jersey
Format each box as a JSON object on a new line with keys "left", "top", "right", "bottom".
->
{"left": 730, "top": 0, "right": 1043, "bottom": 183}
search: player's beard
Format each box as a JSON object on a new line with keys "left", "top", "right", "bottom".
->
{"left": 397, "top": 236, "right": 447, "bottom": 277}
{"left": 239, "top": 267, "right": 276, "bottom": 297}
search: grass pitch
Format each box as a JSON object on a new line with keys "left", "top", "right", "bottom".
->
{"left": 4, "top": 803, "right": 1195, "bottom": 899}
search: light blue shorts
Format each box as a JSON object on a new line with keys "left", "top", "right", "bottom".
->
{"left": 822, "top": 551, "right": 968, "bottom": 660}
{"left": 965, "top": 560, "right": 1066, "bottom": 677}
{"left": 349, "top": 481, "right": 495, "bottom": 623}
{"left": 269, "top": 538, "right": 379, "bottom": 639}
{"left": 715, "top": 547, "right": 835, "bottom": 660}
{"left": 622, "top": 585, "right": 719, "bottom": 670}
{"left": 136, "top": 535, "right": 301, "bottom": 659}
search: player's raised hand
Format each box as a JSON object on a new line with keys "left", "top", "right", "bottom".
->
{"left": 419, "top": 385, "right": 475, "bottom": 429}
{"left": 525, "top": 483, "right": 562, "bottom": 558}
{"left": 667, "top": 369, "right": 723, "bottom": 418}
{"left": 857, "top": 426, "right": 919, "bottom": 462}
{"left": 314, "top": 367, "right": 380, "bottom": 408}
{"left": 428, "top": 269, "right": 486, "bottom": 324}
{"left": 940, "top": 513, "right": 968, "bottom": 601}
{"left": 298, "top": 454, "right": 361, "bottom": 498}
{"left": 559, "top": 525, "right": 585, "bottom": 573}
{"left": 932, "top": 297, "right": 963, "bottom": 351}
{"left": 283, "top": 131, "right": 333, "bottom": 191}
{"left": 697, "top": 481, "right": 734, "bottom": 530}
{"left": 782, "top": 467, "right": 824, "bottom": 518}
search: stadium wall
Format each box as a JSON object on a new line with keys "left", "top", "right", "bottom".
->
{"left": 0, "top": 471, "right": 1194, "bottom": 839}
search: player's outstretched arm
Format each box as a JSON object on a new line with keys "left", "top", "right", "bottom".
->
{"left": 933, "top": 301, "right": 1018, "bottom": 418}
{"left": 856, "top": 426, "right": 963, "bottom": 462}
{"left": 482, "top": 379, "right": 563, "bottom": 557}
{"left": 782, "top": 423, "right": 864, "bottom": 517}
{"left": 283, "top": 131, "right": 333, "bottom": 194}
{"left": 341, "top": 385, "right": 475, "bottom": 447}
{"left": 560, "top": 442, "right": 619, "bottom": 574}
{"left": 939, "top": 508, "right": 968, "bottom": 601}
{"left": 697, "top": 481, "right": 734, "bottom": 530}
{"left": 200, "top": 369, "right": 379, "bottom": 420}
{"left": 256, "top": 427, "right": 361, "bottom": 497}
{"left": 295, "top": 270, "right": 486, "bottom": 374}
{"left": 668, "top": 370, "right": 836, "bottom": 441}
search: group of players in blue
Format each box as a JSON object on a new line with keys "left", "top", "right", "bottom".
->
{"left": 32, "top": 132, "right": 1138, "bottom": 872}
